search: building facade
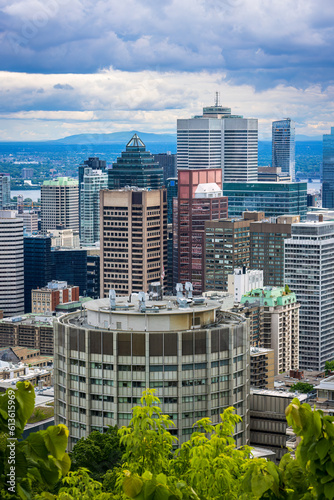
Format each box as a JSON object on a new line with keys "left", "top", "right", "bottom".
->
{"left": 41, "top": 177, "right": 79, "bottom": 233}
{"left": 322, "top": 127, "right": 334, "bottom": 209}
{"left": 0, "top": 174, "right": 10, "bottom": 209}
{"left": 177, "top": 102, "right": 258, "bottom": 182}
{"left": 175, "top": 169, "right": 228, "bottom": 294}
{"left": 240, "top": 287, "right": 300, "bottom": 375}
{"left": 153, "top": 152, "right": 177, "bottom": 184}
{"left": 272, "top": 118, "right": 295, "bottom": 181}
{"left": 24, "top": 235, "right": 52, "bottom": 313}
{"left": 100, "top": 188, "right": 167, "bottom": 298}
{"left": 54, "top": 294, "right": 250, "bottom": 450}
{"left": 228, "top": 268, "right": 264, "bottom": 302}
{"left": 0, "top": 314, "right": 54, "bottom": 356}
{"left": 223, "top": 182, "right": 307, "bottom": 220}
{"left": 250, "top": 347, "right": 275, "bottom": 390}
{"left": 31, "top": 281, "right": 79, "bottom": 314}
{"left": 51, "top": 249, "right": 87, "bottom": 296}
{"left": 80, "top": 168, "right": 108, "bottom": 246}
{"left": 0, "top": 211, "right": 24, "bottom": 317}
{"left": 108, "top": 135, "right": 163, "bottom": 190}
{"left": 284, "top": 222, "right": 334, "bottom": 371}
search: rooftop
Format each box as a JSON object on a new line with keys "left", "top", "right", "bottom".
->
{"left": 42, "top": 177, "right": 78, "bottom": 187}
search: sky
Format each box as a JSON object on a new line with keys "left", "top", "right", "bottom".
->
{"left": 1, "top": 0, "right": 334, "bottom": 141}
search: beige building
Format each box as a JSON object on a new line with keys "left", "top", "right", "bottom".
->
{"left": 54, "top": 292, "right": 250, "bottom": 450}
{"left": 46, "top": 228, "right": 80, "bottom": 248}
{"left": 0, "top": 314, "right": 54, "bottom": 356}
{"left": 241, "top": 287, "right": 300, "bottom": 375}
{"left": 250, "top": 347, "right": 275, "bottom": 389}
{"left": 41, "top": 177, "right": 79, "bottom": 233}
{"left": 32, "top": 281, "right": 79, "bottom": 314}
{"left": 100, "top": 188, "right": 167, "bottom": 297}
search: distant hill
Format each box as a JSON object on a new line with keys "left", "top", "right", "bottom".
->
{"left": 48, "top": 130, "right": 176, "bottom": 145}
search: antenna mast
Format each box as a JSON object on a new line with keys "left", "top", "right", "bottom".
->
{"left": 215, "top": 91, "right": 220, "bottom": 107}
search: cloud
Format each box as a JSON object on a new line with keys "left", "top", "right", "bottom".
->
{"left": 0, "top": 0, "right": 333, "bottom": 90}
{"left": 0, "top": 69, "right": 334, "bottom": 140}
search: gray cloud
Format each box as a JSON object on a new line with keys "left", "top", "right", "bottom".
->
{"left": 54, "top": 83, "right": 74, "bottom": 90}
{"left": 0, "top": 0, "right": 334, "bottom": 89}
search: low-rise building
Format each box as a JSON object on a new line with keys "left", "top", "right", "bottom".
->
{"left": 32, "top": 281, "right": 79, "bottom": 314}
{"left": 0, "top": 314, "right": 54, "bottom": 356}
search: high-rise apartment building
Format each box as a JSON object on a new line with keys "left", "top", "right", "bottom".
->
{"left": 100, "top": 188, "right": 167, "bottom": 298}
{"left": 24, "top": 235, "right": 52, "bottom": 313}
{"left": 80, "top": 168, "right": 108, "bottom": 246}
{"left": 41, "top": 177, "right": 79, "bottom": 233}
{"left": 174, "top": 169, "right": 228, "bottom": 294}
{"left": 223, "top": 182, "right": 307, "bottom": 220}
{"left": 322, "top": 127, "right": 334, "bottom": 209}
{"left": 177, "top": 101, "right": 258, "bottom": 182}
{"left": 205, "top": 212, "right": 264, "bottom": 292}
{"left": 240, "top": 287, "right": 299, "bottom": 375}
{"left": 284, "top": 222, "right": 334, "bottom": 371}
{"left": 0, "top": 174, "right": 10, "bottom": 209}
{"left": 54, "top": 293, "right": 250, "bottom": 450}
{"left": 272, "top": 118, "right": 295, "bottom": 181}
{"left": 0, "top": 211, "right": 24, "bottom": 317}
{"left": 108, "top": 135, "right": 163, "bottom": 190}
{"left": 249, "top": 215, "right": 300, "bottom": 287}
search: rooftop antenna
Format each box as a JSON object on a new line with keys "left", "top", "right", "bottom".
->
{"left": 215, "top": 91, "right": 220, "bottom": 107}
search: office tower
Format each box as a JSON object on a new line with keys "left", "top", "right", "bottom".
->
{"left": 54, "top": 292, "right": 250, "bottom": 450}
{"left": 100, "top": 188, "right": 167, "bottom": 298}
{"left": 166, "top": 177, "right": 178, "bottom": 225}
{"left": 322, "top": 128, "right": 334, "bottom": 208}
{"left": 31, "top": 281, "right": 79, "bottom": 314}
{"left": 80, "top": 167, "right": 108, "bottom": 246}
{"left": 24, "top": 235, "right": 52, "bottom": 313}
{"left": 19, "top": 211, "right": 38, "bottom": 234}
{"left": 272, "top": 118, "right": 295, "bottom": 181}
{"left": 205, "top": 212, "right": 264, "bottom": 292}
{"left": 0, "top": 174, "right": 10, "bottom": 209}
{"left": 108, "top": 134, "right": 163, "bottom": 190}
{"left": 228, "top": 268, "right": 263, "bottom": 302}
{"left": 78, "top": 157, "right": 106, "bottom": 238}
{"left": 177, "top": 101, "right": 258, "bottom": 181}
{"left": 240, "top": 287, "right": 299, "bottom": 375}
{"left": 250, "top": 347, "right": 275, "bottom": 390}
{"left": 0, "top": 211, "right": 24, "bottom": 317}
{"left": 41, "top": 177, "right": 79, "bottom": 233}
{"left": 153, "top": 152, "right": 177, "bottom": 184}
{"left": 87, "top": 253, "right": 100, "bottom": 299}
{"left": 174, "top": 169, "right": 228, "bottom": 294}
{"left": 223, "top": 181, "right": 307, "bottom": 220}
{"left": 249, "top": 215, "right": 300, "bottom": 287}
{"left": 0, "top": 314, "right": 54, "bottom": 355}
{"left": 51, "top": 249, "right": 87, "bottom": 296}
{"left": 284, "top": 222, "right": 334, "bottom": 371}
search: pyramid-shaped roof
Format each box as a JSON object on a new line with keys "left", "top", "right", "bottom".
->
{"left": 126, "top": 133, "right": 146, "bottom": 148}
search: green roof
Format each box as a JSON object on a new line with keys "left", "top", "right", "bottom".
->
{"left": 240, "top": 287, "right": 297, "bottom": 307}
{"left": 43, "top": 177, "right": 78, "bottom": 187}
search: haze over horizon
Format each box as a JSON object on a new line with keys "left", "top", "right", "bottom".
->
{"left": 1, "top": 0, "right": 334, "bottom": 141}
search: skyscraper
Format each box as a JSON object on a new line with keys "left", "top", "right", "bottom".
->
{"left": 100, "top": 188, "right": 167, "bottom": 298}
{"left": 322, "top": 127, "right": 334, "bottom": 208}
{"left": 0, "top": 211, "right": 24, "bottom": 317}
{"left": 174, "top": 169, "right": 228, "bottom": 294}
{"left": 41, "top": 177, "right": 79, "bottom": 233}
{"left": 24, "top": 235, "right": 52, "bottom": 313}
{"left": 272, "top": 118, "right": 295, "bottom": 181}
{"left": 80, "top": 167, "right": 108, "bottom": 246}
{"left": 177, "top": 100, "right": 258, "bottom": 182}
{"left": 284, "top": 222, "right": 334, "bottom": 371}
{"left": 78, "top": 157, "right": 106, "bottom": 238}
{"left": 108, "top": 134, "right": 163, "bottom": 190}
{"left": 0, "top": 174, "right": 10, "bottom": 209}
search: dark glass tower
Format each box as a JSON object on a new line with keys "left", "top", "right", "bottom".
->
{"left": 108, "top": 134, "right": 163, "bottom": 190}
{"left": 51, "top": 249, "right": 87, "bottom": 296}
{"left": 24, "top": 236, "right": 52, "bottom": 313}
{"left": 322, "top": 128, "right": 334, "bottom": 208}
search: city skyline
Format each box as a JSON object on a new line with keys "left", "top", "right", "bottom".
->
{"left": 0, "top": 0, "right": 334, "bottom": 141}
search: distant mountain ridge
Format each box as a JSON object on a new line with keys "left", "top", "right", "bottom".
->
{"left": 47, "top": 130, "right": 177, "bottom": 145}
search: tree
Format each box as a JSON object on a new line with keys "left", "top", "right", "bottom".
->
{"left": 290, "top": 382, "right": 315, "bottom": 393}
{"left": 70, "top": 426, "right": 123, "bottom": 482}
{"left": 0, "top": 381, "right": 71, "bottom": 500}
{"left": 325, "top": 360, "right": 334, "bottom": 375}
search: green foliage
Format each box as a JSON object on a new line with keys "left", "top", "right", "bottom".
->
{"left": 325, "top": 360, "right": 334, "bottom": 375}
{"left": 289, "top": 382, "right": 314, "bottom": 394}
{"left": 70, "top": 426, "right": 123, "bottom": 482}
{"left": 284, "top": 284, "right": 291, "bottom": 294}
{"left": 0, "top": 382, "right": 71, "bottom": 500}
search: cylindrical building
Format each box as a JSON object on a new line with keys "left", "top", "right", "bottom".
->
{"left": 54, "top": 294, "right": 250, "bottom": 450}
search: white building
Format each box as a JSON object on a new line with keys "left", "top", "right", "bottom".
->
{"left": 177, "top": 101, "right": 258, "bottom": 182}
{"left": 80, "top": 168, "right": 108, "bottom": 246}
{"left": 41, "top": 177, "right": 79, "bottom": 233}
{"left": 228, "top": 268, "right": 264, "bottom": 302}
{"left": 0, "top": 211, "right": 24, "bottom": 317}
{"left": 18, "top": 211, "right": 38, "bottom": 234}
{"left": 284, "top": 222, "right": 334, "bottom": 371}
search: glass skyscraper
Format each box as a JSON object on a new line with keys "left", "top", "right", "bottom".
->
{"left": 272, "top": 118, "right": 295, "bottom": 181}
{"left": 322, "top": 127, "right": 334, "bottom": 208}
{"left": 80, "top": 167, "right": 108, "bottom": 246}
